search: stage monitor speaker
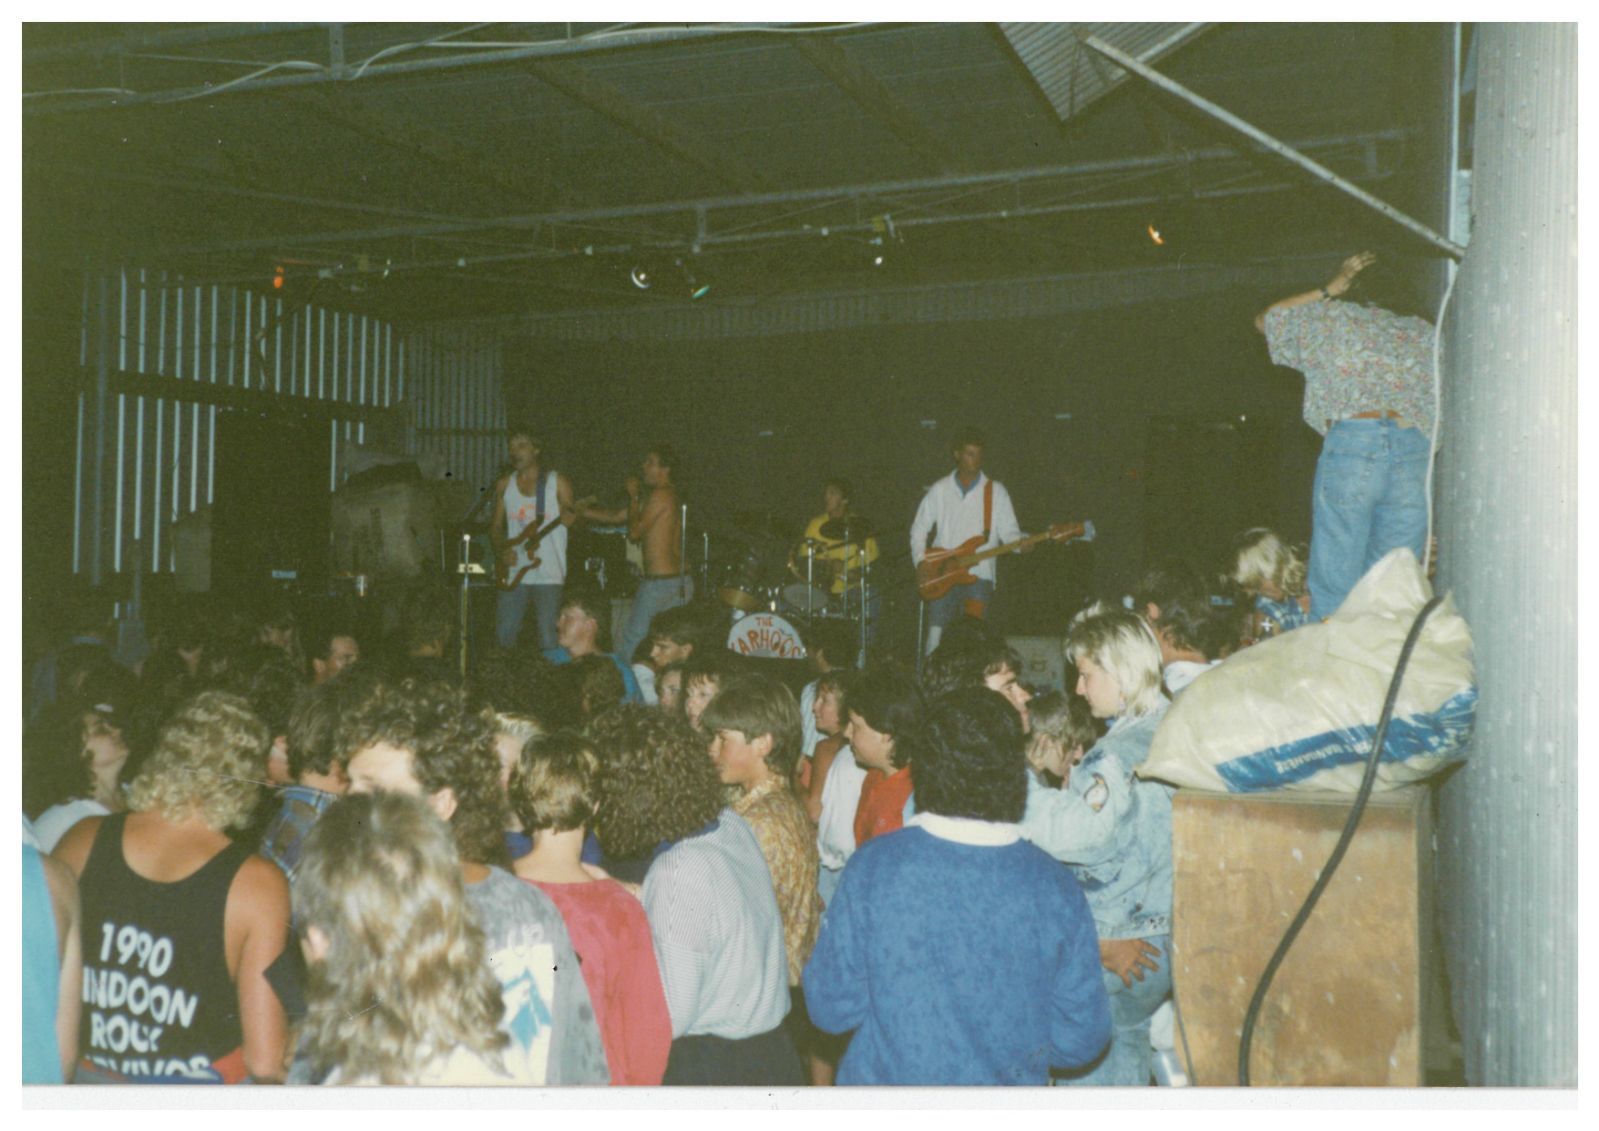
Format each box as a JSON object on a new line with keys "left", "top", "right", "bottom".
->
{"left": 1006, "top": 634, "right": 1068, "bottom": 693}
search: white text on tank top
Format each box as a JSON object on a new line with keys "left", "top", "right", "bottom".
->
{"left": 504, "top": 471, "right": 567, "bottom": 585}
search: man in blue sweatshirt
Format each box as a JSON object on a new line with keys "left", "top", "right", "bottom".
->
{"left": 803, "top": 687, "right": 1110, "bottom": 1085}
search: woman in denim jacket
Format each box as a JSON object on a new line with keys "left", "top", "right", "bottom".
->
{"left": 1019, "top": 610, "right": 1172, "bottom": 1086}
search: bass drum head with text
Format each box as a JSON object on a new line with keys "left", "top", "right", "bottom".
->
{"left": 725, "top": 611, "right": 808, "bottom": 660}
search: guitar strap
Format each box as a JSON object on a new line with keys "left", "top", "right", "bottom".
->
{"left": 982, "top": 479, "right": 994, "bottom": 543}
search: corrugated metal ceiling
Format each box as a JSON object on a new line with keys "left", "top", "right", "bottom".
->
{"left": 22, "top": 22, "right": 1436, "bottom": 321}
{"left": 999, "top": 22, "right": 1210, "bottom": 121}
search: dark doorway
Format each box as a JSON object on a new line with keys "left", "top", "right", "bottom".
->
{"left": 211, "top": 409, "right": 331, "bottom": 598}
{"left": 1143, "top": 416, "right": 1285, "bottom": 577}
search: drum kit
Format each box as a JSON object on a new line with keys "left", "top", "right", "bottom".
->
{"left": 713, "top": 510, "right": 879, "bottom": 661}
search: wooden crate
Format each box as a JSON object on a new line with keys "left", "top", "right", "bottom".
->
{"left": 1170, "top": 786, "right": 1433, "bottom": 1086}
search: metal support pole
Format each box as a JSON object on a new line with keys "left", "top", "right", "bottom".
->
{"left": 458, "top": 532, "right": 472, "bottom": 680}
{"left": 90, "top": 270, "right": 110, "bottom": 586}
{"left": 915, "top": 594, "right": 927, "bottom": 680}
{"left": 679, "top": 503, "right": 689, "bottom": 602}
{"left": 1081, "top": 35, "right": 1465, "bottom": 260}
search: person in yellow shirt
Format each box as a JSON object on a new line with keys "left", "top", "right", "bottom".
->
{"left": 789, "top": 480, "right": 881, "bottom": 638}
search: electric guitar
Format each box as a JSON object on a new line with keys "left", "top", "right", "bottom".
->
{"left": 497, "top": 496, "right": 594, "bottom": 590}
{"left": 917, "top": 520, "right": 1095, "bottom": 602}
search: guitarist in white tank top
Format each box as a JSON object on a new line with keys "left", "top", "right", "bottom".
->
{"left": 491, "top": 427, "right": 577, "bottom": 651}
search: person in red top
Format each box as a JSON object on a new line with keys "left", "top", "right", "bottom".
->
{"left": 508, "top": 731, "right": 672, "bottom": 1086}
{"left": 843, "top": 667, "right": 927, "bottom": 846}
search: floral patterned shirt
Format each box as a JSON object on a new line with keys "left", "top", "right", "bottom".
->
{"left": 732, "top": 776, "right": 822, "bottom": 985}
{"left": 1264, "top": 300, "right": 1436, "bottom": 436}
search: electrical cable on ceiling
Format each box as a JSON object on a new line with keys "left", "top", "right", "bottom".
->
{"left": 24, "top": 23, "right": 884, "bottom": 104}
{"left": 1236, "top": 592, "right": 1446, "bottom": 1086}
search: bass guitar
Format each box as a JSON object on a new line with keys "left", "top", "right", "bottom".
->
{"left": 917, "top": 520, "right": 1095, "bottom": 602}
{"left": 498, "top": 496, "right": 594, "bottom": 590}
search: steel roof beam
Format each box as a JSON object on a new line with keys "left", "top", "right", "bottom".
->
{"left": 154, "top": 128, "right": 1403, "bottom": 259}
{"left": 792, "top": 34, "right": 967, "bottom": 174}
{"left": 527, "top": 58, "right": 769, "bottom": 195}
{"left": 1081, "top": 34, "right": 1465, "bottom": 259}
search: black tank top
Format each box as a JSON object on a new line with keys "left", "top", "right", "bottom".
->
{"left": 76, "top": 812, "right": 253, "bottom": 1083}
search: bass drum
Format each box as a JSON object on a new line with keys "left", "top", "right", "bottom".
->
{"left": 725, "top": 611, "right": 808, "bottom": 661}
{"left": 718, "top": 546, "right": 770, "bottom": 613}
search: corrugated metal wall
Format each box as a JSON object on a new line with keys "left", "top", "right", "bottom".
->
{"left": 75, "top": 268, "right": 407, "bottom": 579}
{"left": 1435, "top": 23, "right": 1576, "bottom": 1086}
{"left": 404, "top": 325, "right": 506, "bottom": 492}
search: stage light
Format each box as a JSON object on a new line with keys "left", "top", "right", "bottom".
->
{"left": 272, "top": 266, "right": 284, "bottom": 290}
{"left": 1147, "top": 223, "right": 1164, "bottom": 245}
{"left": 630, "top": 265, "right": 652, "bottom": 290}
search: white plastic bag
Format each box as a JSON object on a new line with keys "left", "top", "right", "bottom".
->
{"left": 1139, "top": 549, "right": 1476, "bottom": 793}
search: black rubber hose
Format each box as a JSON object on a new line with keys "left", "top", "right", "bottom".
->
{"left": 1237, "top": 594, "right": 1445, "bottom": 1086}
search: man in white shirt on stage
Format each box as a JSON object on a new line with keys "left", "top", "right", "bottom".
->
{"left": 909, "top": 428, "right": 1025, "bottom": 655}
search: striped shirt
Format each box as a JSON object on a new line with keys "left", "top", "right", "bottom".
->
{"left": 641, "top": 810, "right": 790, "bottom": 1039}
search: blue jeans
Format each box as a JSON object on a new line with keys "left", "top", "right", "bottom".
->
{"left": 927, "top": 577, "right": 994, "bottom": 628}
{"left": 615, "top": 577, "right": 693, "bottom": 667}
{"left": 1308, "top": 419, "right": 1430, "bottom": 621}
{"left": 496, "top": 583, "right": 563, "bottom": 650}
{"left": 1059, "top": 935, "right": 1171, "bottom": 1087}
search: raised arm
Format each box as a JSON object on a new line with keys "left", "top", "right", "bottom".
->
{"left": 578, "top": 475, "right": 641, "bottom": 527}
{"left": 1254, "top": 251, "right": 1375, "bottom": 334}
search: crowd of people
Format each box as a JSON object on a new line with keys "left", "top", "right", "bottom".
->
{"left": 22, "top": 250, "right": 1439, "bottom": 1087}
{"left": 20, "top": 511, "right": 1324, "bottom": 1088}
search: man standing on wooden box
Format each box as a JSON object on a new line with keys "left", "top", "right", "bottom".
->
{"left": 1256, "top": 251, "right": 1437, "bottom": 620}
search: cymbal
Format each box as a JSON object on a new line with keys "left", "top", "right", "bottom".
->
{"left": 819, "top": 514, "right": 876, "bottom": 541}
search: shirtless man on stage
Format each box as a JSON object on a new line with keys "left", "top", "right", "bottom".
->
{"left": 579, "top": 443, "right": 692, "bottom": 666}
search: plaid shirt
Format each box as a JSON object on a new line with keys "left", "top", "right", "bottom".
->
{"left": 259, "top": 785, "right": 339, "bottom": 885}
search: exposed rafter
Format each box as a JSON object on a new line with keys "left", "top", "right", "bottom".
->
{"left": 528, "top": 58, "right": 770, "bottom": 194}
{"left": 792, "top": 34, "right": 966, "bottom": 174}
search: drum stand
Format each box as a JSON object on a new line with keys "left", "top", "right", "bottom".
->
{"left": 679, "top": 503, "right": 691, "bottom": 602}
{"left": 806, "top": 548, "right": 818, "bottom": 620}
{"left": 456, "top": 532, "right": 480, "bottom": 680}
{"left": 858, "top": 551, "right": 870, "bottom": 667}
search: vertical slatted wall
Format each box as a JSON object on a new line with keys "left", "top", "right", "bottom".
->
{"left": 74, "top": 268, "right": 407, "bottom": 578}
{"left": 404, "top": 324, "right": 506, "bottom": 493}
{"left": 1435, "top": 23, "right": 1577, "bottom": 1086}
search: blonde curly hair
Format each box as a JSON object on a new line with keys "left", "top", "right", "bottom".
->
{"left": 126, "top": 690, "right": 269, "bottom": 831}
{"left": 295, "top": 791, "right": 509, "bottom": 1084}
{"left": 1231, "top": 527, "right": 1308, "bottom": 600}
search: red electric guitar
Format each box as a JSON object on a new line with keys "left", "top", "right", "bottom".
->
{"left": 917, "top": 520, "right": 1096, "bottom": 602}
{"left": 497, "top": 496, "right": 594, "bottom": 590}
